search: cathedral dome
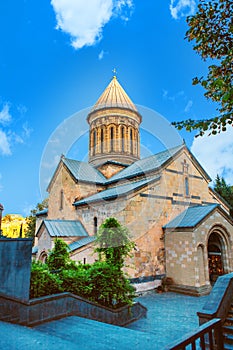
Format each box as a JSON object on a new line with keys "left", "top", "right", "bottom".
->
{"left": 90, "top": 75, "right": 138, "bottom": 114}
{"left": 87, "top": 76, "right": 142, "bottom": 166}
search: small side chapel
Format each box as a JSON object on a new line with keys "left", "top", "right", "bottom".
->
{"left": 35, "top": 75, "right": 233, "bottom": 295}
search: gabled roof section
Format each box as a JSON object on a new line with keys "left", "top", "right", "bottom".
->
{"left": 90, "top": 76, "right": 138, "bottom": 114}
{"left": 63, "top": 157, "right": 106, "bottom": 184}
{"left": 97, "top": 160, "right": 129, "bottom": 167}
{"left": 36, "top": 209, "right": 48, "bottom": 217}
{"left": 163, "top": 204, "right": 219, "bottom": 229}
{"left": 73, "top": 176, "right": 160, "bottom": 207}
{"left": 106, "top": 144, "right": 184, "bottom": 183}
{"left": 69, "top": 236, "right": 96, "bottom": 252}
{"left": 38, "top": 220, "right": 88, "bottom": 237}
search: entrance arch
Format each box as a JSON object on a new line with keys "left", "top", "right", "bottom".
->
{"left": 207, "top": 229, "right": 229, "bottom": 283}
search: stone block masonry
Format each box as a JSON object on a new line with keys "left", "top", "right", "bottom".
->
{"left": 0, "top": 238, "right": 32, "bottom": 301}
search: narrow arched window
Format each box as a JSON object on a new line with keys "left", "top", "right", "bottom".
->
{"left": 130, "top": 129, "right": 133, "bottom": 154}
{"left": 100, "top": 128, "right": 104, "bottom": 153}
{"left": 110, "top": 127, "right": 114, "bottom": 151}
{"left": 93, "top": 130, "right": 96, "bottom": 155}
{"left": 185, "top": 177, "right": 189, "bottom": 196}
{"left": 94, "top": 217, "right": 98, "bottom": 235}
{"left": 121, "top": 127, "right": 125, "bottom": 152}
{"left": 135, "top": 131, "right": 138, "bottom": 156}
{"left": 60, "top": 190, "right": 64, "bottom": 210}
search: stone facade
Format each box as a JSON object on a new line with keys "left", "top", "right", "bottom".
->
{"left": 35, "top": 77, "right": 233, "bottom": 294}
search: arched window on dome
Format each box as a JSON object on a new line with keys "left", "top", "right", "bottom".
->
{"left": 110, "top": 126, "right": 114, "bottom": 152}
{"left": 135, "top": 130, "right": 138, "bottom": 156}
{"left": 100, "top": 128, "right": 104, "bottom": 153}
{"left": 121, "top": 127, "right": 125, "bottom": 152}
{"left": 93, "top": 130, "right": 96, "bottom": 155}
{"left": 130, "top": 129, "right": 133, "bottom": 154}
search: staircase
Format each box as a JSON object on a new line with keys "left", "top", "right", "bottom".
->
{"left": 34, "top": 316, "right": 161, "bottom": 350}
{"left": 223, "top": 304, "right": 233, "bottom": 350}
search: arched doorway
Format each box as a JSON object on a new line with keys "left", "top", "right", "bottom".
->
{"left": 208, "top": 232, "right": 224, "bottom": 283}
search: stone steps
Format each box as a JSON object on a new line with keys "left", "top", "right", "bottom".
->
{"left": 223, "top": 305, "right": 233, "bottom": 350}
{"left": 35, "top": 316, "right": 160, "bottom": 350}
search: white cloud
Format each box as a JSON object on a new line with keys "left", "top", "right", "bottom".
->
{"left": 51, "top": 0, "right": 134, "bottom": 49}
{"left": 191, "top": 126, "right": 233, "bottom": 185}
{"left": 0, "top": 129, "right": 11, "bottom": 155}
{"left": 162, "top": 89, "right": 185, "bottom": 102}
{"left": 0, "top": 102, "right": 31, "bottom": 156}
{"left": 0, "top": 103, "right": 12, "bottom": 125}
{"left": 184, "top": 100, "right": 193, "bottom": 113}
{"left": 98, "top": 49, "right": 105, "bottom": 60}
{"left": 170, "top": 0, "right": 196, "bottom": 20}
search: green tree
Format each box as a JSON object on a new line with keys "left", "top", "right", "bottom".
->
{"left": 172, "top": 0, "right": 233, "bottom": 136}
{"left": 25, "top": 198, "right": 48, "bottom": 242}
{"left": 47, "top": 238, "right": 70, "bottom": 272}
{"left": 214, "top": 175, "right": 233, "bottom": 209}
{"left": 95, "top": 217, "right": 135, "bottom": 269}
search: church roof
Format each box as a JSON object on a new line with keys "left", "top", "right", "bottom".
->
{"left": 163, "top": 204, "right": 219, "bottom": 229}
{"left": 73, "top": 176, "right": 160, "bottom": 207}
{"left": 106, "top": 144, "right": 184, "bottom": 183}
{"left": 90, "top": 76, "right": 138, "bottom": 113}
{"left": 39, "top": 220, "right": 89, "bottom": 237}
{"left": 63, "top": 157, "right": 106, "bottom": 184}
{"left": 69, "top": 236, "right": 96, "bottom": 252}
{"left": 36, "top": 208, "right": 48, "bottom": 217}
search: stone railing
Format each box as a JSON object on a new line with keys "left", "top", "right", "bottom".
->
{"left": 165, "top": 318, "right": 223, "bottom": 350}
{"left": 198, "top": 272, "right": 233, "bottom": 325}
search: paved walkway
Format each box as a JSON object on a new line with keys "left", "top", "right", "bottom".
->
{"left": 0, "top": 292, "right": 208, "bottom": 350}
{"left": 126, "top": 291, "right": 208, "bottom": 347}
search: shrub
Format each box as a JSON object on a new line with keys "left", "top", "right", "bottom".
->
{"left": 60, "top": 264, "right": 92, "bottom": 298}
{"left": 30, "top": 260, "right": 63, "bottom": 298}
{"left": 87, "top": 261, "right": 135, "bottom": 308}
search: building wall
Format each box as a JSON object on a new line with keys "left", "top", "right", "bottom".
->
{"left": 70, "top": 244, "right": 97, "bottom": 265}
{"left": 47, "top": 164, "right": 104, "bottom": 220}
{"left": 70, "top": 149, "right": 220, "bottom": 280}
{"left": 165, "top": 209, "right": 233, "bottom": 291}
{"left": 38, "top": 147, "right": 232, "bottom": 290}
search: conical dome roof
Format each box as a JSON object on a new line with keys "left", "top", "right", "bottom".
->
{"left": 90, "top": 76, "right": 138, "bottom": 113}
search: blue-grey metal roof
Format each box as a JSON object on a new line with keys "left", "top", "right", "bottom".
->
{"left": 163, "top": 204, "right": 219, "bottom": 229}
{"left": 36, "top": 209, "right": 48, "bottom": 217}
{"left": 62, "top": 145, "right": 184, "bottom": 186}
{"left": 73, "top": 176, "right": 160, "bottom": 207}
{"left": 32, "top": 246, "right": 38, "bottom": 254}
{"left": 106, "top": 144, "right": 184, "bottom": 183}
{"left": 43, "top": 220, "right": 88, "bottom": 237}
{"left": 63, "top": 158, "right": 106, "bottom": 184}
{"left": 69, "top": 236, "right": 96, "bottom": 252}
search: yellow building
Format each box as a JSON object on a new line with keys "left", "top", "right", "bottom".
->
{"left": 35, "top": 76, "right": 233, "bottom": 295}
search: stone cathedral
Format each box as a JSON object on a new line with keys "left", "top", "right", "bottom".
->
{"left": 35, "top": 75, "right": 233, "bottom": 295}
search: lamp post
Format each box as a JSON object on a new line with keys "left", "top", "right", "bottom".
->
{"left": 0, "top": 203, "right": 4, "bottom": 237}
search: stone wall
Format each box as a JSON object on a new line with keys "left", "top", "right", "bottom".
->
{"left": 0, "top": 239, "right": 32, "bottom": 301}
{"left": 0, "top": 292, "right": 147, "bottom": 327}
{"left": 165, "top": 208, "right": 233, "bottom": 295}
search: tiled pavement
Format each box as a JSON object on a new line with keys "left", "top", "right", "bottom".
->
{"left": 0, "top": 292, "right": 208, "bottom": 350}
{"left": 126, "top": 291, "right": 208, "bottom": 347}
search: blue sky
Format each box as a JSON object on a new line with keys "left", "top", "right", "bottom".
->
{"left": 0, "top": 0, "right": 232, "bottom": 216}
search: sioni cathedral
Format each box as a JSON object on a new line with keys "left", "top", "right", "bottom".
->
{"left": 35, "top": 75, "right": 233, "bottom": 295}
